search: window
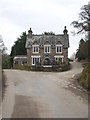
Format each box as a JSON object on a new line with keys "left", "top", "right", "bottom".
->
{"left": 54, "top": 56, "right": 64, "bottom": 62}
{"left": 56, "top": 45, "right": 62, "bottom": 53}
{"left": 44, "top": 45, "right": 51, "bottom": 53}
{"left": 14, "top": 61, "right": 18, "bottom": 64}
{"left": 32, "top": 56, "right": 40, "bottom": 65}
{"left": 55, "top": 57, "right": 58, "bottom": 61}
{"left": 33, "top": 45, "right": 39, "bottom": 53}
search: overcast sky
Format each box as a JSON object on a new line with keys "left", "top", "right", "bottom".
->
{"left": 0, "top": 0, "right": 89, "bottom": 57}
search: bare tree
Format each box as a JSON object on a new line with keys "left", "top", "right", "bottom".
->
{"left": 71, "top": 2, "right": 90, "bottom": 36}
{"left": 0, "top": 35, "right": 4, "bottom": 50}
{"left": 0, "top": 35, "right": 7, "bottom": 54}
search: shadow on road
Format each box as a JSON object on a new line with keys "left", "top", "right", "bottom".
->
{"left": 11, "top": 95, "right": 40, "bottom": 118}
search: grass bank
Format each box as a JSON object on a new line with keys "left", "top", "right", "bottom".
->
{"left": 0, "top": 67, "right": 1, "bottom": 80}
{"left": 78, "top": 61, "right": 90, "bottom": 90}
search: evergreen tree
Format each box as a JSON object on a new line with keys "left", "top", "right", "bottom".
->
{"left": 10, "top": 32, "right": 27, "bottom": 66}
{"left": 10, "top": 32, "right": 27, "bottom": 56}
{"left": 76, "top": 39, "right": 88, "bottom": 60}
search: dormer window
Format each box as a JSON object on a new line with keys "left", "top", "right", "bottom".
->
{"left": 33, "top": 45, "right": 39, "bottom": 53}
{"left": 56, "top": 45, "right": 62, "bottom": 53}
{"left": 44, "top": 45, "right": 51, "bottom": 53}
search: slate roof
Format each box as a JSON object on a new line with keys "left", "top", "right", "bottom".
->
{"left": 14, "top": 55, "right": 27, "bottom": 60}
{"left": 25, "top": 34, "right": 69, "bottom": 49}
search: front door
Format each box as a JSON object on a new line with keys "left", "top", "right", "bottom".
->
{"left": 43, "top": 58, "right": 51, "bottom": 65}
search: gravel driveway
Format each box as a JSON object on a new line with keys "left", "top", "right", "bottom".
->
{"left": 2, "top": 62, "right": 88, "bottom": 118}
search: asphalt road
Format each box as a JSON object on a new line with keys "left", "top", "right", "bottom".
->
{"left": 2, "top": 62, "right": 88, "bottom": 118}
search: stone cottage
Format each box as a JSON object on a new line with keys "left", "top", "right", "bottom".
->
{"left": 25, "top": 26, "right": 69, "bottom": 66}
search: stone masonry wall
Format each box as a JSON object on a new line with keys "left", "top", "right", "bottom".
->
{"left": 28, "top": 44, "right": 68, "bottom": 66}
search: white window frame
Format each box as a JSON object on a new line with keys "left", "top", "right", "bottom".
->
{"left": 44, "top": 45, "right": 51, "bottom": 53}
{"left": 31, "top": 56, "right": 40, "bottom": 65}
{"left": 32, "top": 45, "right": 39, "bottom": 53}
{"left": 54, "top": 56, "right": 64, "bottom": 62}
{"left": 56, "top": 45, "right": 62, "bottom": 54}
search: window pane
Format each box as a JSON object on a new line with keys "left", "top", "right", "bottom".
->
{"left": 60, "top": 46, "right": 61, "bottom": 52}
{"left": 34, "top": 47, "right": 35, "bottom": 52}
{"left": 48, "top": 46, "right": 49, "bottom": 52}
{"left": 45, "top": 47, "right": 47, "bottom": 52}
{"left": 33, "top": 58, "right": 34, "bottom": 64}
{"left": 36, "top": 47, "right": 38, "bottom": 52}
{"left": 56, "top": 46, "right": 58, "bottom": 52}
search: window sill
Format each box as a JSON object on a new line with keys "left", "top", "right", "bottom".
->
{"left": 56, "top": 52, "right": 62, "bottom": 54}
{"left": 33, "top": 52, "right": 39, "bottom": 54}
{"left": 44, "top": 52, "right": 50, "bottom": 54}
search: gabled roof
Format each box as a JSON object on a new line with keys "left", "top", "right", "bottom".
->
{"left": 26, "top": 34, "right": 69, "bottom": 48}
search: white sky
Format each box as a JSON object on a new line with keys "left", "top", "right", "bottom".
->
{"left": 0, "top": 0, "right": 89, "bottom": 57}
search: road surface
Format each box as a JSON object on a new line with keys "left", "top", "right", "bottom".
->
{"left": 2, "top": 62, "right": 88, "bottom": 118}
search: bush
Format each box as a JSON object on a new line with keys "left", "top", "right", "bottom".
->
{"left": 2, "top": 55, "right": 11, "bottom": 69}
{"left": 13, "top": 64, "right": 31, "bottom": 71}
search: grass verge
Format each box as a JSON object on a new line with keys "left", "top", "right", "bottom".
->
{"left": 77, "top": 61, "right": 90, "bottom": 90}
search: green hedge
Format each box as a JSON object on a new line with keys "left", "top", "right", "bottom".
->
{"left": 13, "top": 63, "right": 71, "bottom": 72}
{"left": 13, "top": 64, "right": 31, "bottom": 71}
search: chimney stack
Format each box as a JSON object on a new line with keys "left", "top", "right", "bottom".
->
{"left": 63, "top": 26, "right": 68, "bottom": 35}
{"left": 28, "top": 28, "right": 33, "bottom": 38}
